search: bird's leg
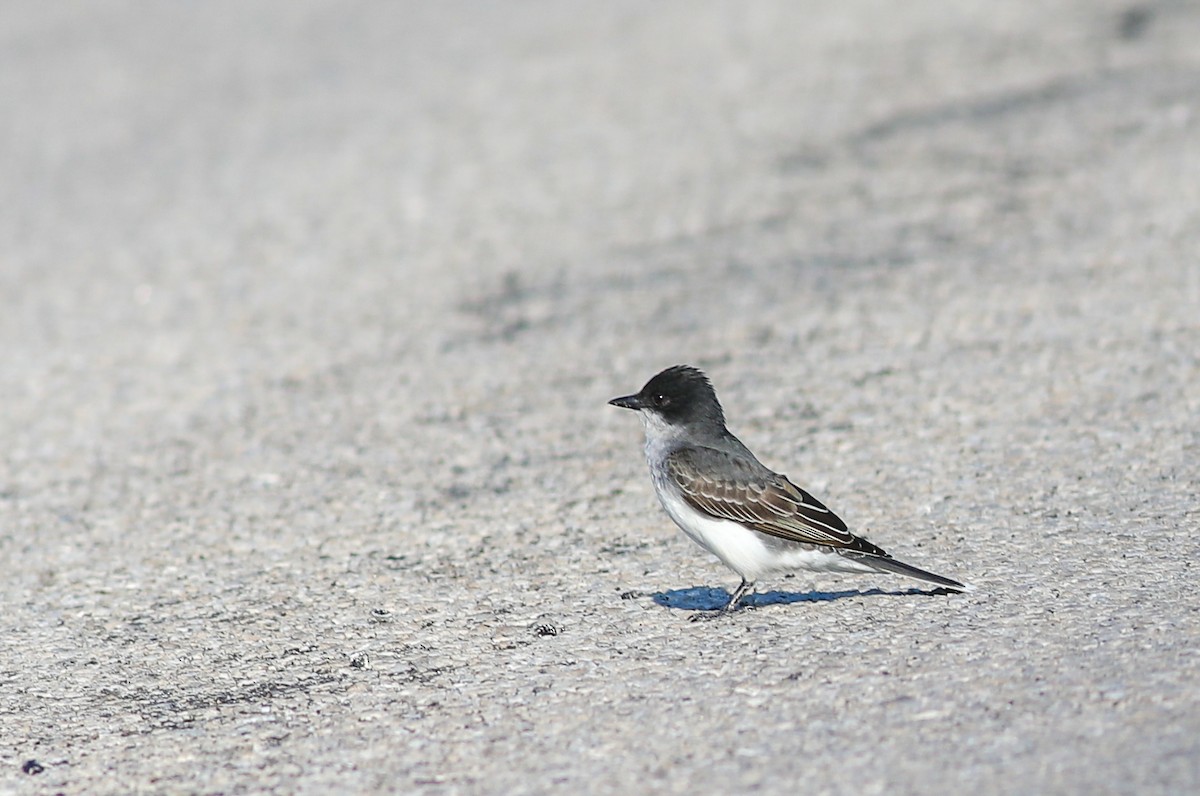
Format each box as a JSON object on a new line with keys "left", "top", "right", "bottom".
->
{"left": 689, "top": 579, "right": 755, "bottom": 622}
{"left": 724, "top": 578, "right": 754, "bottom": 612}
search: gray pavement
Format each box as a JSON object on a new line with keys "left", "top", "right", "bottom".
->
{"left": 2, "top": 1, "right": 1199, "bottom": 793}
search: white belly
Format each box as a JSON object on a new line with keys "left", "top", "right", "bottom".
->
{"left": 657, "top": 486, "right": 774, "bottom": 580}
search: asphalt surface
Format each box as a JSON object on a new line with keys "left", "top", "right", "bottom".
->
{"left": 3, "top": 1, "right": 1199, "bottom": 794}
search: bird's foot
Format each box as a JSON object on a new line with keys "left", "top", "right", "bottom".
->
{"left": 688, "top": 609, "right": 730, "bottom": 622}
{"left": 688, "top": 588, "right": 753, "bottom": 621}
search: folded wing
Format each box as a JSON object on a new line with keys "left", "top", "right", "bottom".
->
{"left": 666, "top": 446, "right": 888, "bottom": 557}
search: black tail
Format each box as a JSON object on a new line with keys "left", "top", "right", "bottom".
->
{"left": 862, "top": 555, "right": 968, "bottom": 592}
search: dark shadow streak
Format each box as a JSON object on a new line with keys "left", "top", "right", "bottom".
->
{"left": 653, "top": 585, "right": 957, "bottom": 612}
{"left": 849, "top": 77, "right": 1085, "bottom": 144}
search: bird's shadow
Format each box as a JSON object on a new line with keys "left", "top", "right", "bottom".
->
{"left": 652, "top": 585, "right": 955, "bottom": 612}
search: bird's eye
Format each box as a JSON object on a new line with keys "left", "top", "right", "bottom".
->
{"left": 654, "top": 393, "right": 670, "bottom": 406}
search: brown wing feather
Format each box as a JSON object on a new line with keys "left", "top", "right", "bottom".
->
{"left": 666, "top": 447, "right": 887, "bottom": 556}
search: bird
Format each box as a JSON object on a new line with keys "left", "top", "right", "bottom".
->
{"left": 609, "top": 365, "right": 967, "bottom": 616}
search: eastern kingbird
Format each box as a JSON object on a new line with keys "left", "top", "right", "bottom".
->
{"left": 610, "top": 365, "right": 967, "bottom": 616}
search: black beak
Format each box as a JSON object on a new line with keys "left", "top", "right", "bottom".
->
{"left": 608, "top": 393, "right": 644, "bottom": 410}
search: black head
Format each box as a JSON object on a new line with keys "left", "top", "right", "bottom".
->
{"left": 608, "top": 365, "right": 725, "bottom": 427}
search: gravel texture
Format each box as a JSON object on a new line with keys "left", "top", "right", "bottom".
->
{"left": 2, "top": 1, "right": 1199, "bottom": 794}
